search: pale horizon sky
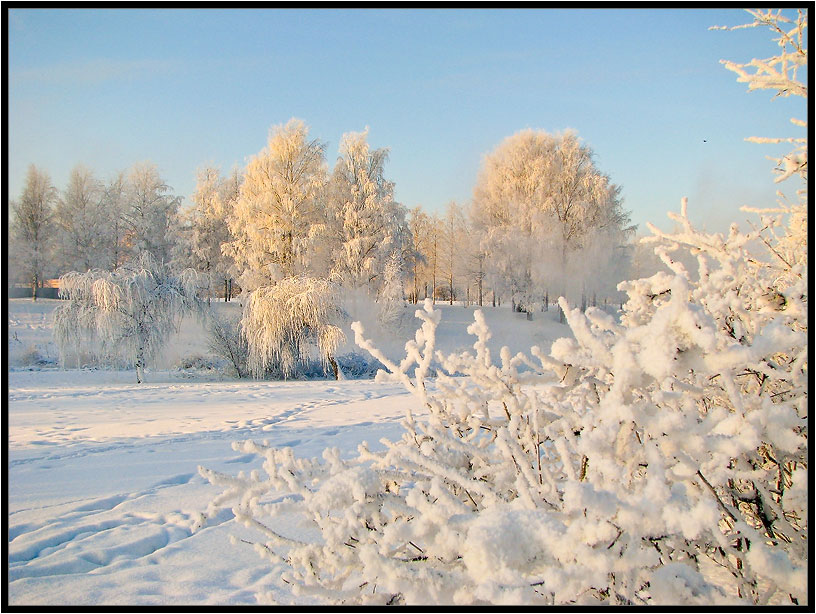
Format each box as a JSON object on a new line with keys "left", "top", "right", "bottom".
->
{"left": 7, "top": 7, "right": 806, "bottom": 233}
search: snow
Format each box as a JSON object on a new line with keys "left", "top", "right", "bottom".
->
{"left": 6, "top": 297, "right": 569, "bottom": 606}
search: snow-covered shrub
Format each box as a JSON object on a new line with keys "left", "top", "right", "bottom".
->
{"left": 200, "top": 199, "right": 806, "bottom": 605}
{"left": 242, "top": 276, "right": 346, "bottom": 379}
{"left": 11, "top": 345, "right": 56, "bottom": 368}
{"left": 54, "top": 254, "right": 202, "bottom": 383}
{"left": 334, "top": 352, "right": 386, "bottom": 380}
{"left": 174, "top": 353, "right": 221, "bottom": 373}
{"left": 283, "top": 352, "right": 387, "bottom": 380}
{"left": 200, "top": 11, "right": 807, "bottom": 604}
{"left": 205, "top": 307, "right": 249, "bottom": 378}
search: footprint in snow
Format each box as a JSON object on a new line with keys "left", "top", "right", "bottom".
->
{"left": 224, "top": 454, "right": 255, "bottom": 464}
{"left": 149, "top": 473, "right": 195, "bottom": 488}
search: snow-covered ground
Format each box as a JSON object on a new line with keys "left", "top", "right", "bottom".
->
{"left": 7, "top": 298, "right": 571, "bottom": 605}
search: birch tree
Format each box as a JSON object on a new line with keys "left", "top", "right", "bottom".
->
{"left": 54, "top": 254, "right": 201, "bottom": 383}
{"left": 123, "top": 162, "right": 181, "bottom": 265}
{"left": 459, "top": 206, "right": 488, "bottom": 306}
{"left": 472, "top": 130, "right": 631, "bottom": 312}
{"left": 102, "top": 170, "right": 132, "bottom": 271}
{"left": 182, "top": 166, "right": 238, "bottom": 302}
{"left": 426, "top": 214, "right": 442, "bottom": 303}
{"left": 406, "top": 206, "right": 430, "bottom": 303}
{"left": 440, "top": 201, "right": 465, "bottom": 305}
{"left": 54, "top": 165, "right": 108, "bottom": 273}
{"left": 226, "top": 119, "right": 328, "bottom": 291}
{"left": 9, "top": 165, "right": 57, "bottom": 299}
{"left": 377, "top": 251, "right": 406, "bottom": 328}
{"left": 328, "top": 129, "right": 404, "bottom": 292}
{"left": 242, "top": 276, "right": 345, "bottom": 379}
{"left": 472, "top": 130, "right": 554, "bottom": 311}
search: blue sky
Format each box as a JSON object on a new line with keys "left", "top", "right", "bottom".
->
{"left": 8, "top": 8, "right": 806, "bottom": 233}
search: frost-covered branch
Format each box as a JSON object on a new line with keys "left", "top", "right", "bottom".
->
{"left": 714, "top": 9, "right": 808, "bottom": 185}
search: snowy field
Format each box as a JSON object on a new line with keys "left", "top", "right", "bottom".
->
{"left": 7, "top": 298, "right": 571, "bottom": 605}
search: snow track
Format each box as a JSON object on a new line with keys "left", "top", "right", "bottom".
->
{"left": 8, "top": 374, "right": 415, "bottom": 605}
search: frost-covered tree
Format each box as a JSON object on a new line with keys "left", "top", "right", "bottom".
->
{"left": 226, "top": 119, "right": 328, "bottom": 291}
{"left": 472, "top": 130, "right": 550, "bottom": 311}
{"left": 439, "top": 201, "right": 466, "bottom": 305}
{"left": 457, "top": 205, "right": 488, "bottom": 306}
{"left": 241, "top": 276, "right": 346, "bottom": 379}
{"left": 406, "top": 206, "right": 431, "bottom": 303}
{"left": 102, "top": 170, "right": 132, "bottom": 271}
{"left": 54, "top": 165, "right": 109, "bottom": 274}
{"left": 179, "top": 166, "right": 238, "bottom": 302}
{"left": 9, "top": 165, "right": 57, "bottom": 299}
{"left": 53, "top": 254, "right": 201, "bottom": 383}
{"left": 424, "top": 213, "right": 442, "bottom": 303}
{"left": 328, "top": 129, "right": 406, "bottom": 292}
{"left": 123, "top": 162, "right": 181, "bottom": 265}
{"left": 219, "top": 166, "right": 244, "bottom": 297}
{"left": 377, "top": 251, "right": 406, "bottom": 329}
{"left": 472, "top": 130, "right": 632, "bottom": 312}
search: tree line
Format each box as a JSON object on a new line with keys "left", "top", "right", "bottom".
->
{"left": 9, "top": 119, "right": 634, "bottom": 312}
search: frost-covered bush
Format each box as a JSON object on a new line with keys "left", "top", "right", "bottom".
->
{"left": 281, "top": 352, "right": 387, "bottom": 380}
{"left": 242, "top": 276, "right": 346, "bottom": 379}
{"left": 200, "top": 10, "right": 807, "bottom": 604}
{"left": 334, "top": 352, "right": 386, "bottom": 380}
{"left": 200, "top": 199, "right": 806, "bottom": 605}
{"left": 205, "top": 307, "right": 250, "bottom": 378}
{"left": 54, "top": 254, "right": 202, "bottom": 383}
{"left": 11, "top": 345, "right": 57, "bottom": 368}
{"left": 174, "top": 353, "right": 222, "bottom": 373}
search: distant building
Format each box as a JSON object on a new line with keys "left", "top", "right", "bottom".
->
{"left": 8, "top": 279, "right": 61, "bottom": 299}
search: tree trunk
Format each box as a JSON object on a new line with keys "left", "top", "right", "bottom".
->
{"left": 206, "top": 262, "right": 212, "bottom": 306}
{"left": 413, "top": 262, "right": 418, "bottom": 304}
{"left": 329, "top": 356, "right": 340, "bottom": 380}
{"left": 135, "top": 348, "right": 145, "bottom": 383}
{"left": 478, "top": 257, "right": 483, "bottom": 306}
{"left": 32, "top": 273, "right": 38, "bottom": 301}
{"left": 558, "top": 238, "right": 568, "bottom": 324}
